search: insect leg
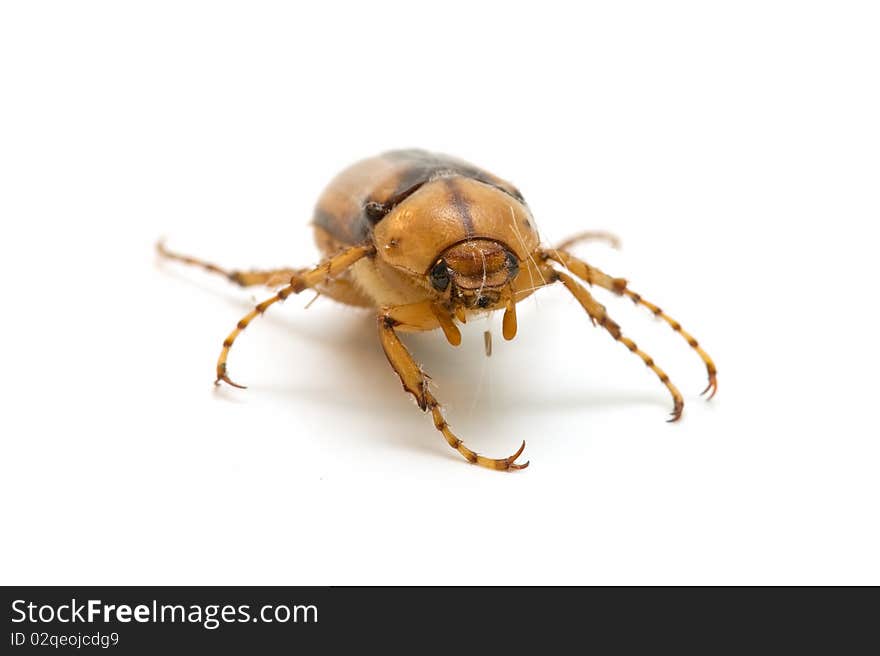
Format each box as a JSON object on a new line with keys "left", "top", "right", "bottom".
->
{"left": 215, "top": 244, "right": 374, "bottom": 388}
{"left": 157, "top": 240, "right": 300, "bottom": 288}
{"left": 545, "top": 249, "right": 717, "bottom": 399}
{"left": 553, "top": 269, "right": 684, "bottom": 422}
{"left": 378, "top": 302, "right": 528, "bottom": 471}
{"left": 554, "top": 230, "right": 622, "bottom": 251}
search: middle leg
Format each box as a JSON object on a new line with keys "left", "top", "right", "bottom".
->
{"left": 553, "top": 269, "right": 684, "bottom": 422}
{"left": 215, "top": 244, "right": 374, "bottom": 387}
{"left": 544, "top": 248, "right": 717, "bottom": 398}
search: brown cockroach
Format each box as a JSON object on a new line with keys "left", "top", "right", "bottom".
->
{"left": 158, "top": 149, "right": 716, "bottom": 471}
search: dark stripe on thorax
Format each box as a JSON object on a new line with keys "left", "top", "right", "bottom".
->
{"left": 444, "top": 177, "right": 475, "bottom": 236}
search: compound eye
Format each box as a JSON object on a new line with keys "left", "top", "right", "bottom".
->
{"left": 505, "top": 250, "right": 520, "bottom": 279}
{"left": 430, "top": 259, "right": 450, "bottom": 291}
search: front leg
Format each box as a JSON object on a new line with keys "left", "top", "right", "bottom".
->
{"left": 378, "top": 302, "right": 528, "bottom": 471}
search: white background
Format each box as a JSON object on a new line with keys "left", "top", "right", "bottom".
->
{"left": 2, "top": 1, "right": 878, "bottom": 585}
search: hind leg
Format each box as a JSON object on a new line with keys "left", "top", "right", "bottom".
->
{"left": 157, "top": 240, "right": 300, "bottom": 288}
{"left": 555, "top": 230, "right": 622, "bottom": 251}
{"left": 158, "top": 240, "right": 374, "bottom": 307}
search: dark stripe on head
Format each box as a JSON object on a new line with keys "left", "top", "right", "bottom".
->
{"left": 444, "top": 177, "right": 475, "bottom": 236}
